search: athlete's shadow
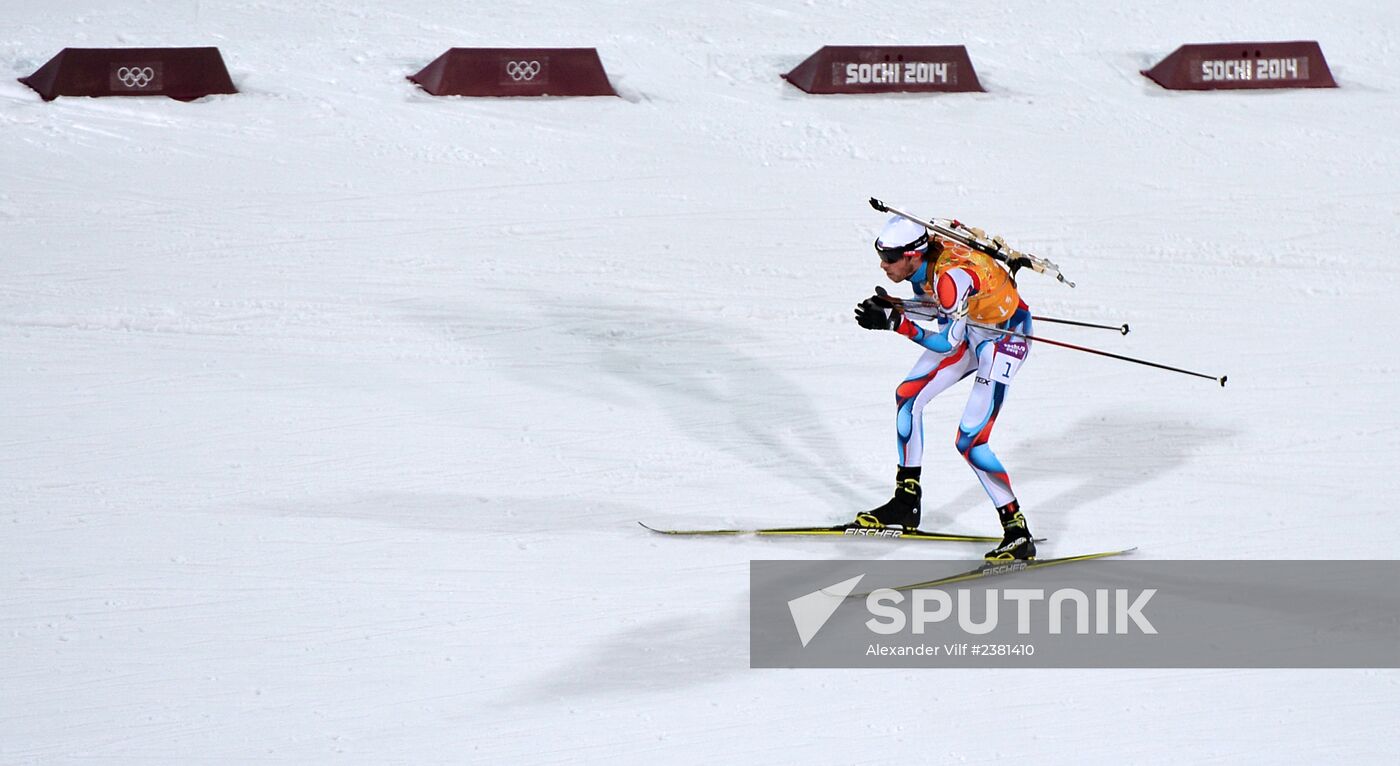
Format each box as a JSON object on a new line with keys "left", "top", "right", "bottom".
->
{"left": 505, "top": 607, "right": 749, "bottom": 705}
{"left": 535, "top": 297, "right": 868, "bottom": 510}
{"left": 929, "top": 411, "right": 1236, "bottom": 534}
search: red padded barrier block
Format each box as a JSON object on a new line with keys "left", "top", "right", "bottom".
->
{"left": 783, "top": 46, "right": 984, "bottom": 94}
{"left": 409, "top": 48, "right": 616, "bottom": 97}
{"left": 1143, "top": 41, "right": 1336, "bottom": 90}
{"left": 19, "top": 47, "right": 237, "bottom": 101}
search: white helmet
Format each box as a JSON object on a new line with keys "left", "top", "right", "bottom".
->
{"left": 874, "top": 216, "right": 931, "bottom": 261}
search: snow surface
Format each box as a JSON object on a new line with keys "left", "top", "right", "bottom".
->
{"left": 3, "top": 0, "right": 1399, "bottom": 762}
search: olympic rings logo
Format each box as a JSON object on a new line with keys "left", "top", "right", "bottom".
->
{"left": 505, "top": 60, "right": 542, "bottom": 82}
{"left": 116, "top": 66, "right": 156, "bottom": 89}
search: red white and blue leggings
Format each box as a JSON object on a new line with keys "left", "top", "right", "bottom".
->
{"left": 894, "top": 307, "right": 1032, "bottom": 508}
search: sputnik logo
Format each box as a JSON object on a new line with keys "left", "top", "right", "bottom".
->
{"left": 787, "top": 574, "right": 864, "bottom": 647}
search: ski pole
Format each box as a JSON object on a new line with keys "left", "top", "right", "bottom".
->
{"left": 965, "top": 320, "right": 1226, "bottom": 387}
{"left": 890, "top": 297, "right": 1127, "bottom": 335}
{"left": 1033, "top": 316, "right": 1130, "bottom": 335}
{"left": 874, "top": 290, "right": 1222, "bottom": 384}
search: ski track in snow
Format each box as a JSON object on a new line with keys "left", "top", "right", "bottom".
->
{"left": 3, "top": 0, "right": 1399, "bottom": 763}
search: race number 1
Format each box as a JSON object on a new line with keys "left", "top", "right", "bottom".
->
{"left": 991, "top": 336, "right": 1028, "bottom": 384}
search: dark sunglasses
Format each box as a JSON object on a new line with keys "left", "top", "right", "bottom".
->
{"left": 874, "top": 231, "right": 930, "bottom": 263}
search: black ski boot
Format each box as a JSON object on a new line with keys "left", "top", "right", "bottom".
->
{"left": 985, "top": 500, "right": 1036, "bottom": 561}
{"left": 854, "top": 466, "right": 922, "bottom": 529}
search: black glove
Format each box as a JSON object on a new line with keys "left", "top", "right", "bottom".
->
{"left": 854, "top": 298, "right": 901, "bottom": 331}
{"left": 871, "top": 285, "right": 898, "bottom": 308}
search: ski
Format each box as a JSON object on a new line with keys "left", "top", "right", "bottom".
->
{"left": 638, "top": 521, "right": 1007, "bottom": 544}
{"left": 851, "top": 547, "right": 1138, "bottom": 596}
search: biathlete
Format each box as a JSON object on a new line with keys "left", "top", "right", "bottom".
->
{"left": 852, "top": 215, "right": 1036, "bottom": 561}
